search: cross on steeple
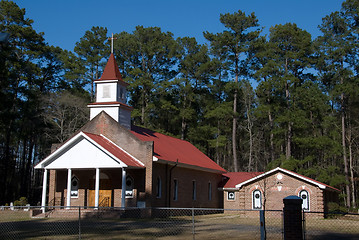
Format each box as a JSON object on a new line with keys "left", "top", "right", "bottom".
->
{"left": 108, "top": 33, "right": 117, "bottom": 54}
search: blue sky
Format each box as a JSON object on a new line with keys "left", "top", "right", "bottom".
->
{"left": 13, "top": 0, "right": 344, "bottom": 52}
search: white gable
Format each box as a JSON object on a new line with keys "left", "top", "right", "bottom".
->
{"left": 235, "top": 167, "right": 327, "bottom": 190}
{"left": 35, "top": 132, "right": 126, "bottom": 169}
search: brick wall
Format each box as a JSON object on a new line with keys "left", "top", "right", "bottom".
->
{"left": 223, "top": 171, "right": 326, "bottom": 214}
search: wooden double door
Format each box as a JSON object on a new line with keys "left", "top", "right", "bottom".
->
{"left": 88, "top": 179, "right": 112, "bottom": 207}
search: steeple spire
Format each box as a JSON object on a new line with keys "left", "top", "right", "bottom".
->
{"left": 108, "top": 33, "right": 117, "bottom": 54}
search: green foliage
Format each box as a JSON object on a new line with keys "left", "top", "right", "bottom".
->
{"left": 14, "top": 197, "right": 28, "bottom": 206}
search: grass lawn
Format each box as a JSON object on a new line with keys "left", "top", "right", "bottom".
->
{"left": 0, "top": 210, "right": 357, "bottom": 239}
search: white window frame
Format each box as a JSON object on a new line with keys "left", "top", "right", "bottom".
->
{"left": 71, "top": 176, "right": 79, "bottom": 199}
{"left": 125, "top": 175, "right": 134, "bottom": 198}
{"left": 252, "top": 190, "right": 262, "bottom": 209}
{"left": 299, "top": 190, "right": 310, "bottom": 211}
{"left": 227, "top": 191, "right": 235, "bottom": 201}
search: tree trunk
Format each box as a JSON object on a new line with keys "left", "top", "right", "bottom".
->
{"left": 268, "top": 109, "right": 275, "bottom": 163}
{"left": 348, "top": 130, "right": 356, "bottom": 208}
{"left": 341, "top": 91, "right": 351, "bottom": 208}
{"left": 232, "top": 55, "right": 239, "bottom": 172}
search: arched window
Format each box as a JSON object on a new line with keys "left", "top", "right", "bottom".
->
{"left": 156, "top": 177, "right": 162, "bottom": 198}
{"left": 71, "top": 176, "right": 79, "bottom": 198}
{"left": 125, "top": 175, "right": 134, "bottom": 198}
{"left": 252, "top": 190, "right": 262, "bottom": 209}
{"left": 299, "top": 190, "right": 309, "bottom": 210}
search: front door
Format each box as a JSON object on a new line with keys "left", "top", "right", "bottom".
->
{"left": 89, "top": 179, "right": 112, "bottom": 207}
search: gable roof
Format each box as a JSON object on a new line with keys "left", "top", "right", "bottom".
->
{"left": 221, "top": 172, "right": 263, "bottom": 189}
{"left": 131, "top": 125, "right": 226, "bottom": 173}
{"left": 34, "top": 131, "right": 144, "bottom": 169}
{"left": 83, "top": 132, "right": 144, "bottom": 168}
{"left": 234, "top": 167, "right": 340, "bottom": 192}
{"left": 97, "top": 53, "right": 128, "bottom": 85}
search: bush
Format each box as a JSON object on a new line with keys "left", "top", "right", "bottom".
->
{"left": 327, "top": 202, "right": 347, "bottom": 218}
{"left": 13, "top": 197, "right": 28, "bottom": 206}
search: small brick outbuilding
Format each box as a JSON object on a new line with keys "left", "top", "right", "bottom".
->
{"left": 221, "top": 167, "right": 339, "bottom": 214}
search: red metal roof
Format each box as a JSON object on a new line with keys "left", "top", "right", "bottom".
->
{"left": 83, "top": 132, "right": 144, "bottom": 168}
{"left": 221, "top": 172, "right": 263, "bottom": 189}
{"left": 131, "top": 125, "right": 226, "bottom": 173}
{"left": 97, "top": 53, "right": 127, "bottom": 85}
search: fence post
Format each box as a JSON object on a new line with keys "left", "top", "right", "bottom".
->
{"left": 192, "top": 207, "right": 195, "bottom": 240}
{"left": 78, "top": 206, "right": 81, "bottom": 240}
{"left": 260, "top": 210, "right": 266, "bottom": 240}
{"left": 283, "top": 195, "right": 303, "bottom": 240}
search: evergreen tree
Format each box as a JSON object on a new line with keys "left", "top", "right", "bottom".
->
{"left": 204, "top": 10, "right": 261, "bottom": 171}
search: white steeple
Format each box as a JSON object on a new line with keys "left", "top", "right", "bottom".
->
{"left": 87, "top": 53, "right": 132, "bottom": 129}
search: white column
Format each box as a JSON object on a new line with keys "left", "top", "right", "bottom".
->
{"left": 95, "top": 168, "right": 100, "bottom": 209}
{"left": 41, "top": 169, "right": 48, "bottom": 213}
{"left": 121, "top": 167, "right": 126, "bottom": 208}
{"left": 66, "top": 168, "right": 72, "bottom": 209}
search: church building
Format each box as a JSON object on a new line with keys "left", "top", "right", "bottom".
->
{"left": 35, "top": 50, "right": 339, "bottom": 216}
{"left": 34, "top": 53, "right": 226, "bottom": 211}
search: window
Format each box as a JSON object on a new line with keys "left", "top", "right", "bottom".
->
{"left": 125, "top": 175, "right": 134, "bottom": 198}
{"left": 173, "top": 179, "right": 178, "bottom": 201}
{"left": 299, "top": 190, "right": 309, "bottom": 210}
{"left": 156, "top": 177, "right": 162, "bottom": 198}
{"left": 71, "top": 176, "right": 79, "bottom": 198}
{"left": 227, "top": 191, "right": 235, "bottom": 201}
{"left": 208, "top": 182, "right": 212, "bottom": 201}
{"left": 252, "top": 190, "right": 262, "bottom": 209}
{"left": 192, "top": 181, "right": 197, "bottom": 201}
{"left": 103, "top": 85, "right": 110, "bottom": 98}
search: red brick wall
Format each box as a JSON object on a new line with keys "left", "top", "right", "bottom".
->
{"left": 224, "top": 171, "right": 326, "bottom": 213}
{"left": 168, "top": 165, "right": 223, "bottom": 208}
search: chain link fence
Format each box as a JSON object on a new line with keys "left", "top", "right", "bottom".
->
{"left": 0, "top": 206, "right": 357, "bottom": 239}
{"left": 303, "top": 211, "right": 359, "bottom": 240}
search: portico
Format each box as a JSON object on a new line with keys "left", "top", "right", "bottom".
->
{"left": 34, "top": 131, "right": 144, "bottom": 212}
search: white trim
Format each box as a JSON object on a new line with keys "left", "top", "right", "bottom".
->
{"left": 66, "top": 168, "right": 72, "bottom": 209}
{"left": 87, "top": 104, "right": 121, "bottom": 108}
{"left": 235, "top": 167, "right": 327, "bottom": 190}
{"left": 121, "top": 168, "right": 126, "bottom": 208}
{"left": 34, "top": 132, "right": 128, "bottom": 169}
{"left": 227, "top": 191, "right": 236, "bottom": 201}
{"left": 94, "top": 80, "right": 119, "bottom": 84}
{"left": 41, "top": 169, "right": 48, "bottom": 213}
{"left": 153, "top": 156, "right": 159, "bottom": 161}
{"left": 95, "top": 168, "right": 100, "bottom": 208}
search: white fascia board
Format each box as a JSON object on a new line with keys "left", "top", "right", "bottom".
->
{"left": 235, "top": 167, "right": 326, "bottom": 190}
{"left": 94, "top": 80, "right": 118, "bottom": 84}
{"left": 87, "top": 104, "right": 121, "bottom": 108}
{"left": 35, "top": 132, "right": 87, "bottom": 169}
{"left": 34, "top": 132, "right": 127, "bottom": 169}
{"left": 220, "top": 188, "right": 238, "bottom": 191}
{"left": 153, "top": 156, "right": 159, "bottom": 161}
{"left": 99, "top": 134, "right": 144, "bottom": 167}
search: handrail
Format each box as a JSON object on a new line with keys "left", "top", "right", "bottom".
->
{"left": 99, "top": 197, "right": 110, "bottom": 207}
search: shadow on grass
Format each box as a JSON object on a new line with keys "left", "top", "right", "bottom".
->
{"left": 0, "top": 217, "right": 193, "bottom": 239}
